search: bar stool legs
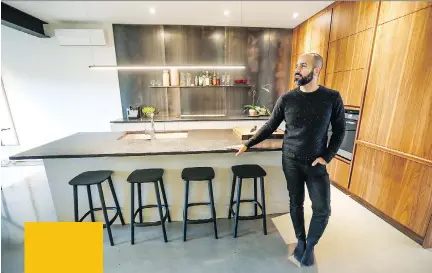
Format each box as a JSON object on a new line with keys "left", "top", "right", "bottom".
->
{"left": 182, "top": 180, "right": 190, "bottom": 242}
{"left": 130, "top": 182, "right": 135, "bottom": 245}
{"left": 182, "top": 179, "right": 218, "bottom": 241}
{"left": 228, "top": 176, "right": 236, "bottom": 219}
{"left": 97, "top": 183, "right": 114, "bottom": 246}
{"left": 229, "top": 164, "right": 267, "bottom": 238}
{"left": 159, "top": 178, "right": 172, "bottom": 222}
{"left": 233, "top": 177, "right": 243, "bottom": 238}
{"left": 129, "top": 175, "right": 170, "bottom": 245}
{"left": 260, "top": 177, "right": 267, "bottom": 235}
{"left": 208, "top": 179, "right": 218, "bottom": 239}
{"left": 107, "top": 177, "right": 125, "bottom": 225}
{"left": 253, "top": 178, "right": 258, "bottom": 216}
{"left": 154, "top": 181, "right": 168, "bottom": 243}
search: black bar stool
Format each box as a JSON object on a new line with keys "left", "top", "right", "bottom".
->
{"left": 181, "top": 167, "right": 218, "bottom": 242}
{"left": 228, "top": 164, "right": 267, "bottom": 238}
{"left": 68, "top": 170, "right": 125, "bottom": 246}
{"left": 127, "top": 168, "right": 171, "bottom": 245}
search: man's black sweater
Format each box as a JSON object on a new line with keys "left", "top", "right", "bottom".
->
{"left": 245, "top": 86, "right": 346, "bottom": 163}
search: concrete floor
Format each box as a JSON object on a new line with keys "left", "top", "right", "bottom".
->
{"left": 2, "top": 165, "right": 432, "bottom": 273}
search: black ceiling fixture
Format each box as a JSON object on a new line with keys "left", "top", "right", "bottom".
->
{"left": 1, "top": 2, "right": 49, "bottom": 38}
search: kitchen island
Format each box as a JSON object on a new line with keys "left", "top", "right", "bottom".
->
{"left": 10, "top": 129, "right": 289, "bottom": 223}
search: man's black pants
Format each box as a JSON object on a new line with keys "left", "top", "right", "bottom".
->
{"left": 282, "top": 154, "right": 331, "bottom": 246}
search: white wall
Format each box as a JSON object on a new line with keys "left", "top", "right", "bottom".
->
{"left": 1, "top": 23, "right": 122, "bottom": 152}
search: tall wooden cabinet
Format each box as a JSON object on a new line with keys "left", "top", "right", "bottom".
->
{"left": 290, "top": 1, "right": 432, "bottom": 248}
{"left": 289, "top": 7, "right": 332, "bottom": 89}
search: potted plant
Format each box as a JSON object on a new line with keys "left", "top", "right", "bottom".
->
{"left": 244, "top": 105, "right": 271, "bottom": 116}
{"left": 141, "top": 106, "right": 156, "bottom": 118}
{"left": 244, "top": 105, "right": 260, "bottom": 116}
{"left": 244, "top": 84, "right": 272, "bottom": 116}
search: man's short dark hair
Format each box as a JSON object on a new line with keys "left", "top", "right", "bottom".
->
{"left": 311, "top": 53, "right": 323, "bottom": 69}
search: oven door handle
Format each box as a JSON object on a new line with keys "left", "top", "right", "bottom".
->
{"left": 346, "top": 121, "right": 356, "bottom": 125}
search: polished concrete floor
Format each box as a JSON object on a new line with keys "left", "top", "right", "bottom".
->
{"left": 2, "top": 165, "right": 432, "bottom": 273}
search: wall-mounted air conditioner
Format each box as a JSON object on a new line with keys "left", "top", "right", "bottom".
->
{"left": 54, "top": 29, "right": 106, "bottom": 46}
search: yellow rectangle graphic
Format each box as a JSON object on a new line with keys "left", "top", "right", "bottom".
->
{"left": 25, "top": 222, "right": 103, "bottom": 273}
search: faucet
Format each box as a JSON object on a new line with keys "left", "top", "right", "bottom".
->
{"left": 149, "top": 113, "right": 156, "bottom": 139}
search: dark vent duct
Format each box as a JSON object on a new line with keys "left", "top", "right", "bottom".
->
{"left": 1, "top": 2, "right": 49, "bottom": 38}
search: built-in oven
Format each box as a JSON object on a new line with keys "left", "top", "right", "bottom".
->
{"left": 327, "top": 110, "right": 359, "bottom": 161}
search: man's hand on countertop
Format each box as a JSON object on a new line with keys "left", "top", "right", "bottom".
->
{"left": 235, "top": 145, "right": 248, "bottom": 156}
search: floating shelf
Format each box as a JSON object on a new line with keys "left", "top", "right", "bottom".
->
{"left": 149, "top": 85, "right": 252, "bottom": 88}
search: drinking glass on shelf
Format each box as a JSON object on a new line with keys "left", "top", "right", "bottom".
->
{"left": 156, "top": 80, "right": 161, "bottom": 87}
{"left": 150, "top": 80, "right": 156, "bottom": 87}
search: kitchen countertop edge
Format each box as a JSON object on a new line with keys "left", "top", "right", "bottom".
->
{"left": 111, "top": 116, "right": 269, "bottom": 123}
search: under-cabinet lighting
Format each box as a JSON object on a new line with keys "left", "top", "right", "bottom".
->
{"left": 180, "top": 114, "right": 226, "bottom": 117}
{"left": 89, "top": 65, "right": 246, "bottom": 70}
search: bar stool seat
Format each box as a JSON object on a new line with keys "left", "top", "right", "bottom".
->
{"left": 127, "top": 168, "right": 171, "bottom": 245}
{"left": 181, "top": 167, "right": 215, "bottom": 181}
{"left": 228, "top": 164, "right": 267, "bottom": 238}
{"left": 232, "top": 165, "right": 266, "bottom": 178}
{"left": 127, "top": 169, "right": 164, "bottom": 183}
{"left": 181, "top": 167, "right": 218, "bottom": 241}
{"left": 69, "top": 171, "right": 113, "bottom": 185}
{"left": 68, "top": 170, "right": 125, "bottom": 246}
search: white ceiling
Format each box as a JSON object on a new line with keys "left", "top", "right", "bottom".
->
{"left": 4, "top": 1, "right": 333, "bottom": 29}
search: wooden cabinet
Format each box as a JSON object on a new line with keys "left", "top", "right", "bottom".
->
{"left": 309, "top": 43, "right": 328, "bottom": 85}
{"left": 358, "top": 7, "right": 432, "bottom": 160}
{"left": 379, "top": 1, "right": 432, "bottom": 25}
{"left": 330, "top": 1, "right": 378, "bottom": 42}
{"left": 350, "top": 145, "right": 432, "bottom": 237}
{"left": 327, "top": 156, "right": 350, "bottom": 189}
{"left": 325, "top": 69, "right": 366, "bottom": 107}
{"left": 289, "top": 8, "right": 332, "bottom": 89}
{"left": 297, "top": 21, "right": 310, "bottom": 55}
{"left": 309, "top": 10, "right": 332, "bottom": 49}
{"left": 327, "top": 28, "right": 374, "bottom": 73}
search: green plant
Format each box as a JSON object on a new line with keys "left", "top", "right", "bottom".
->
{"left": 141, "top": 106, "right": 156, "bottom": 116}
{"left": 243, "top": 105, "right": 271, "bottom": 115}
{"left": 244, "top": 105, "right": 260, "bottom": 111}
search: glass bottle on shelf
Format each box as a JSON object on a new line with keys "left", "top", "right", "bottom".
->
{"left": 226, "top": 73, "right": 231, "bottom": 86}
{"left": 195, "top": 75, "right": 199, "bottom": 86}
{"left": 221, "top": 73, "right": 226, "bottom": 86}
{"left": 186, "top": 73, "right": 191, "bottom": 86}
{"left": 212, "top": 71, "right": 217, "bottom": 86}
{"left": 162, "top": 70, "right": 170, "bottom": 86}
{"left": 180, "top": 72, "right": 186, "bottom": 86}
{"left": 198, "top": 72, "right": 204, "bottom": 86}
{"left": 205, "top": 71, "right": 210, "bottom": 86}
{"left": 216, "top": 73, "right": 221, "bottom": 86}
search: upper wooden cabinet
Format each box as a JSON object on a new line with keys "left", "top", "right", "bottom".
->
{"left": 309, "top": 10, "right": 332, "bottom": 49}
{"left": 350, "top": 145, "right": 432, "bottom": 237}
{"left": 379, "top": 1, "right": 432, "bottom": 25}
{"left": 309, "top": 44, "right": 328, "bottom": 85}
{"left": 327, "top": 28, "right": 373, "bottom": 73}
{"left": 325, "top": 69, "right": 366, "bottom": 107}
{"left": 330, "top": 1, "right": 378, "bottom": 42}
{"left": 291, "top": 27, "right": 299, "bottom": 56}
{"left": 289, "top": 54, "right": 297, "bottom": 90}
{"left": 297, "top": 21, "right": 310, "bottom": 55}
{"left": 359, "top": 7, "right": 432, "bottom": 160}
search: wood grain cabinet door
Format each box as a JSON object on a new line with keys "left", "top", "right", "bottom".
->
{"left": 327, "top": 156, "right": 350, "bottom": 189}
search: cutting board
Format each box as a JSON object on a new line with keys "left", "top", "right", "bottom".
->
{"left": 232, "top": 126, "right": 284, "bottom": 140}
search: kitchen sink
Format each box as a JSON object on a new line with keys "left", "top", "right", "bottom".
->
{"left": 119, "top": 132, "right": 188, "bottom": 140}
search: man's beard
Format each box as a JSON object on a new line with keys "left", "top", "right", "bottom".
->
{"left": 294, "top": 70, "right": 314, "bottom": 86}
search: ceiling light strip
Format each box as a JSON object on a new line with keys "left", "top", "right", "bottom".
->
{"left": 89, "top": 65, "right": 246, "bottom": 70}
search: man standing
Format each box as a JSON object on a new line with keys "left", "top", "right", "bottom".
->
{"left": 236, "top": 53, "right": 345, "bottom": 266}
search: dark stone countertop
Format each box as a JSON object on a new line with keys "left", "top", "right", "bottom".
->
{"left": 111, "top": 115, "right": 269, "bottom": 123}
{"left": 9, "top": 130, "right": 282, "bottom": 160}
